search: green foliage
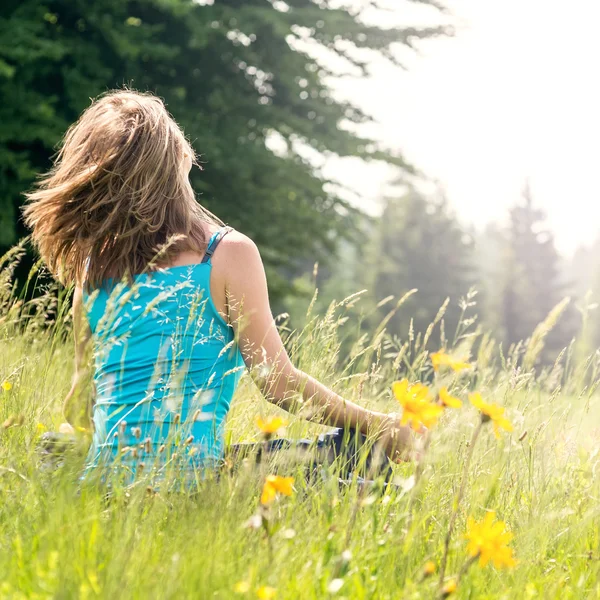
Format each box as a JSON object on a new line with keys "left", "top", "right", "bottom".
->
{"left": 2, "top": 258, "right": 600, "bottom": 598}
{"left": 367, "top": 189, "right": 477, "bottom": 347}
{"left": 0, "top": 0, "right": 445, "bottom": 299}
{"left": 494, "top": 186, "right": 577, "bottom": 362}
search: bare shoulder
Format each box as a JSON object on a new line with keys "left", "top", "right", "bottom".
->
{"left": 220, "top": 230, "right": 259, "bottom": 254}
{"left": 215, "top": 230, "right": 261, "bottom": 265}
{"left": 211, "top": 229, "right": 264, "bottom": 282}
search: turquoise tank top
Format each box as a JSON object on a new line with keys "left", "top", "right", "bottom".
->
{"left": 83, "top": 227, "right": 245, "bottom": 477}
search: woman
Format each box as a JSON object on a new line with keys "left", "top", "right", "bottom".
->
{"left": 24, "top": 90, "right": 411, "bottom": 482}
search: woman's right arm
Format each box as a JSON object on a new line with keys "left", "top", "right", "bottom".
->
{"left": 63, "top": 285, "right": 93, "bottom": 428}
{"left": 216, "top": 231, "right": 412, "bottom": 460}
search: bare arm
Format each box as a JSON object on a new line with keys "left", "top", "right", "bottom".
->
{"left": 63, "top": 286, "right": 93, "bottom": 427}
{"left": 215, "top": 232, "right": 411, "bottom": 457}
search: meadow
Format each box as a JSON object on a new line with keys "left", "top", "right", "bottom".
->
{"left": 1, "top": 247, "right": 600, "bottom": 599}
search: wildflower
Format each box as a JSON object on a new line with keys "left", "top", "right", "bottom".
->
{"left": 465, "top": 511, "right": 516, "bottom": 568}
{"left": 441, "top": 579, "right": 457, "bottom": 597}
{"left": 2, "top": 380, "right": 12, "bottom": 392}
{"left": 327, "top": 579, "right": 344, "bottom": 593}
{"left": 469, "top": 393, "right": 513, "bottom": 438}
{"left": 256, "top": 586, "right": 276, "bottom": 600}
{"left": 260, "top": 475, "right": 294, "bottom": 506}
{"left": 36, "top": 423, "right": 47, "bottom": 434}
{"left": 423, "top": 561, "right": 436, "bottom": 577}
{"left": 431, "top": 351, "right": 471, "bottom": 373}
{"left": 234, "top": 581, "right": 251, "bottom": 594}
{"left": 439, "top": 387, "right": 462, "bottom": 409}
{"left": 256, "top": 415, "right": 287, "bottom": 436}
{"left": 392, "top": 379, "right": 443, "bottom": 431}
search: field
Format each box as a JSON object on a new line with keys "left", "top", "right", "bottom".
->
{"left": 1, "top": 254, "right": 600, "bottom": 599}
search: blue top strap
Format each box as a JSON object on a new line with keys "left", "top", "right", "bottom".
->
{"left": 201, "top": 226, "right": 233, "bottom": 264}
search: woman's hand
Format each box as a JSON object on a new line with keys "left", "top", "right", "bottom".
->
{"left": 376, "top": 413, "right": 416, "bottom": 462}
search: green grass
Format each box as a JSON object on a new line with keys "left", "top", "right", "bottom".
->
{"left": 1, "top": 261, "right": 600, "bottom": 599}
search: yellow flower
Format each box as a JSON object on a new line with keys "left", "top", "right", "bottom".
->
{"left": 465, "top": 511, "right": 516, "bottom": 568}
{"left": 469, "top": 393, "right": 513, "bottom": 438}
{"left": 256, "top": 415, "right": 288, "bottom": 435}
{"left": 423, "top": 560, "right": 436, "bottom": 576}
{"left": 431, "top": 351, "right": 471, "bottom": 373}
{"left": 2, "top": 380, "right": 12, "bottom": 392}
{"left": 256, "top": 586, "right": 276, "bottom": 600}
{"left": 392, "top": 379, "right": 443, "bottom": 431}
{"left": 36, "top": 423, "right": 47, "bottom": 434}
{"left": 234, "top": 581, "right": 251, "bottom": 594}
{"left": 441, "top": 579, "right": 458, "bottom": 596}
{"left": 439, "top": 387, "right": 462, "bottom": 408}
{"left": 260, "top": 475, "right": 295, "bottom": 506}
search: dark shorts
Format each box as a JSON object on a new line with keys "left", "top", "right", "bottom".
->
{"left": 38, "top": 427, "right": 393, "bottom": 489}
{"left": 227, "top": 427, "right": 393, "bottom": 484}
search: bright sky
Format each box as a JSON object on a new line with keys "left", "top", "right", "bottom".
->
{"left": 322, "top": 0, "right": 600, "bottom": 256}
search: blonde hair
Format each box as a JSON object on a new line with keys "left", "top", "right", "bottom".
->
{"left": 24, "top": 89, "right": 220, "bottom": 288}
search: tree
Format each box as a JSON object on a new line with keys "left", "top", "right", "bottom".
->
{"left": 499, "top": 185, "right": 575, "bottom": 359}
{"left": 0, "top": 0, "right": 446, "bottom": 299}
{"left": 367, "top": 188, "right": 476, "bottom": 346}
{"left": 474, "top": 222, "right": 505, "bottom": 335}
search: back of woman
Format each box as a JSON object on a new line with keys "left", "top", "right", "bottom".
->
{"left": 85, "top": 231, "right": 244, "bottom": 474}
{"left": 24, "top": 89, "right": 411, "bottom": 487}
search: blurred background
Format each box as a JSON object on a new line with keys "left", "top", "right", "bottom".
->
{"left": 1, "top": 0, "right": 599, "bottom": 364}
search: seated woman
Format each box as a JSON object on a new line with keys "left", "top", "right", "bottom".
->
{"left": 24, "top": 90, "right": 411, "bottom": 484}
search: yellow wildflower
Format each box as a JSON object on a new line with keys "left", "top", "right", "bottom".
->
{"left": 256, "top": 586, "right": 276, "bottom": 600}
{"left": 465, "top": 511, "right": 516, "bottom": 568}
{"left": 441, "top": 579, "right": 458, "bottom": 597}
{"left": 469, "top": 393, "right": 513, "bottom": 438}
{"left": 392, "top": 379, "right": 443, "bottom": 431}
{"left": 256, "top": 415, "right": 288, "bottom": 435}
{"left": 36, "top": 423, "right": 47, "bottom": 434}
{"left": 431, "top": 351, "right": 471, "bottom": 373}
{"left": 423, "top": 560, "right": 436, "bottom": 576}
{"left": 439, "top": 387, "right": 462, "bottom": 408}
{"left": 260, "top": 475, "right": 295, "bottom": 506}
{"left": 1, "top": 380, "right": 12, "bottom": 392}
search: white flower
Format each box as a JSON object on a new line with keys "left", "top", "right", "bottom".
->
{"left": 327, "top": 579, "right": 344, "bottom": 594}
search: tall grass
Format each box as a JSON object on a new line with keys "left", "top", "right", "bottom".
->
{"left": 1, "top": 251, "right": 600, "bottom": 599}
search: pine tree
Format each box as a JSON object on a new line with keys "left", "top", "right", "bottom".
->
{"left": 499, "top": 184, "right": 575, "bottom": 359}
{"left": 0, "top": 0, "right": 447, "bottom": 299}
{"left": 367, "top": 188, "right": 476, "bottom": 347}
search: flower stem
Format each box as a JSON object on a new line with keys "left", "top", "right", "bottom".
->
{"left": 457, "top": 554, "right": 478, "bottom": 583}
{"left": 438, "top": 420, "right": 483, "bottom": 589}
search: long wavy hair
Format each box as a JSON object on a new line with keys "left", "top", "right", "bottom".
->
{"left": 24, "top": 89, "right": 221, "bottom": 288}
